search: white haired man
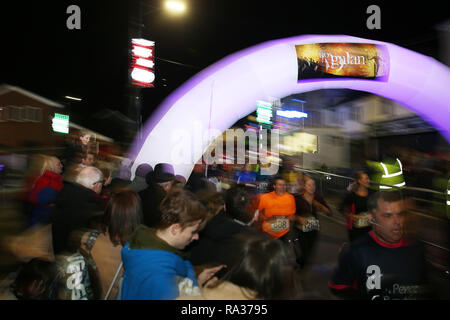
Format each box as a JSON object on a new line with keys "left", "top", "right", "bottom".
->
{"left": 50, "top": 166, "right": 105, "bottom": 255}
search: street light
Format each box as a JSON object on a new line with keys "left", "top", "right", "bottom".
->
{"left": 65, "top": 95, "right": 82, "bottom": 101}
{"left": 164, "top": 0, "right": 186, "bottom": 14}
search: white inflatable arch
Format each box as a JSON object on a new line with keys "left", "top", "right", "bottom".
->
{"left": 129, "top": 35, "right": 450, "bottom": 179}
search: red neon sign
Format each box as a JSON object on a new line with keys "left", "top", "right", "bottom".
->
{"left": 130, "top": 39, "right": 155, "bottom": 87}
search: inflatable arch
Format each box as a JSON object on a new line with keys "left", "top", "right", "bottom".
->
{"left": 129, "top": 35, "right": 450, "bottom": 179}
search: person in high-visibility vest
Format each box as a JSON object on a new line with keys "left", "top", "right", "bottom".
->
{"left": 367, "top": 157, "right": 406, "bottom": 191}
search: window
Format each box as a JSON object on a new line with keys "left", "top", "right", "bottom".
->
{"left": 0, "top": 106, "right": 9, "bottom": 121}
{"left": 24, "top": 106, "right": 42, "bottom": 122}
{"left": 378, "top": 102, "right": 392, "bottom": 116}
{"left": 9, "top": 106, "right": 23, "bottom": 122}
{"left": 351, "top": 106, "right": 362, "bottom": 122}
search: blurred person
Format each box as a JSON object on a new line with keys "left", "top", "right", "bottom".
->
{"left": 257, "top": 177, "right": 296, "bottom": 243}
{"left": 74, "top": 190, "right": 143, "bottom": 300}
{"left": 19, "top": 154, "right": 53, "bottom": 220}
{"left": 128, "top": 163, "right": 153, "bottom": 193}
{"left": 294, "top": 175, "right": 332, "bottom": 269}
{"left": 121, "top": 189, "right": 225, "bottom": 300}
{"left": 54, "top": 229, "right": 99, "bottom": 300}
{"left": 99, "top": 165, "right": 113, "bottom": 188}
{"left": 282, "top": 160, "right": 300, "bottom": 194}
{"left": 63, "top": 130, "right": 92, "bottom": 167}
{"left": 185, "top": 171, "right": 216, "bottom": 194}
{"left": 27, "top": 156, "right": 64, "bottom": 225}
{"left": 367, "top": 156, "right": 406, "bottom": 191}
{"left": 187, "top": 187, "right": 265, "bottom": 269}
{"left": 106, "top": 163, "right": 132, "bottom": 193}
{"left": 139, "top": 163, "right": 175, "bottom": 228}
{"left": 8, "top": 258, "right": 60, "bottom": 300}
{"left": 79, "top": 152, "right": 96, "bottom": 169}
{"left": 175, "top": 174, "right": 187, "bottom": 187}
{"left": 329, "top": 190, "right": 432, "bottom": 300}
{"left": 340, "top": 171, "right": 374, "bottom": 242}
{"left": 171, "top": 178, "right": 186, "bottom": 192}
{"left": 225, "top": 184, "right": 260, "bottom": 227}
{"left": 3, "top": 156, "right": 62, "bottom": 264}
{"left": 236, "top": 164, "right": 257, "bottom": 185}
{"left": 50, "top": 166, "right": 105, "bottom": 255}
{"left": 97, "top": 165, "right": 114, "bottom": 205}
{"left": 178, "top": 237, "right": 301, "bottom": 300}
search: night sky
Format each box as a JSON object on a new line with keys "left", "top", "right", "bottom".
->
{"left": 0, "top": 1, "right": 448, "bottom": 139}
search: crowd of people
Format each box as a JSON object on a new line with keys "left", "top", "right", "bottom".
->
{"left": 0, "top": 130, "right": 437, "bottom": 300}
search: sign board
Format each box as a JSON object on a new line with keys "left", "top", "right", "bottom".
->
{"left": 130, "top": 38, "right": 155, "bottom": 87}
{"left": 296, "top": 43, "right": 389, "bottom": 81}
{"left": 52, "top": 113, "right": 69, "bottom": 134}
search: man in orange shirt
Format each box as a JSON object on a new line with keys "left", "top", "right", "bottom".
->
{"left": 257, "top": 177, "right": 296, "bottom": 240}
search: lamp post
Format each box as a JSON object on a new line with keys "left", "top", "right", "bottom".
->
{"left": 129, "top": 0, "right": 187, "bottom": 144}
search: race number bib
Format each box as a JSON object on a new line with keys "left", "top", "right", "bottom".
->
{"left": 354, "top": 212, "right": 370, "bottom": 228}
{"left": 270, "top": 217, "right": 289, "bottom": 233}
{"left": 302, "top": 217, "right": 320, "bottom": 232}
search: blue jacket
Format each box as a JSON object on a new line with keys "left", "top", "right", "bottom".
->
{"left": 121, "top": 225, "right": 200, "bottom": 300}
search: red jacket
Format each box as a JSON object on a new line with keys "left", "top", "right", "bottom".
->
{"left": 28, "top": 171, "right": 64, "bottom": 206}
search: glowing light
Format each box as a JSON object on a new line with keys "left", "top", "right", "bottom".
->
{"left": 256, "top": 101, "right": 273, "bottom": 124}
{"left": 136, "top": 58, "right": 155, "bottom": 68}
{"left": 131, "top": 68, "right": 155, "bottom": 84}
{"left": 165, "top": 1, "right": 186, "bottom": 13}
{"left": 276, "top": 110, "right": 308, "bottom": 119}
{"left": 131, "top": 38, "right": 155, "bottom": 87}
{"left": 132, "top": 46, "right": 153, "bottom": 58}
{"left": 65, "top": 96, "right": 82, "bottom": 101}
{"left": 379, "top": 181, "right": 406, "bottom": 189}
{"left": 291, "top": 99, "right": 307, "bottom": 103}
{"left": 132, "top": 39, "right": 155, "bottom": 47}
{"left": 52, "top": 113, "right": 69, "bottom": 134}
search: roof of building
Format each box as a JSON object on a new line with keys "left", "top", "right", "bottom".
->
{"left": 0, "top": 84, "right": 64, "bottom": 108}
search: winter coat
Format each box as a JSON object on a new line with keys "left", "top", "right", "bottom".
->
{"left": 49, "top": 182, "right": 104, "bottom": 254}
{"left": 121, "top": 225, "right": 201, "bottom": 300}
{"left": 28, "top": 171, "right": 63, "bottom": 225}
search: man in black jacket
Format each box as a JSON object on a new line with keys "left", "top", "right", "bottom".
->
{"left": 50, "top": 166, "right": 104, "bottom": 255}
{"left": 329, "top": 191, "right": 432, "bottom": 300}
{"left": 187, "top": 185, "right": 267, "bottom": 270}
{"left": 139, "top": 163, "right": 175, "bottom": 228}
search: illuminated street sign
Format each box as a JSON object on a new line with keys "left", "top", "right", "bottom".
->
{"left": 130, "top": 38, "right": 155, "bottom": 87}
{"left": 276, "top": 109, "right": 308, "bottom": 119}
{"left": 52, "top": 113, "right": 69, "bottom": 134}
{"left": 256, "top": 100, "right": 273, "bottom": 124}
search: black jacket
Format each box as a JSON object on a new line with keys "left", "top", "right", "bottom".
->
{"left": 187, "top": 210, "right": 266, "bottom": 268}
{"left": 138, "top": 183, "right": 166, "bottom": 228}
{"left": 50, "top": 182, "right": 104, "bottom": 254}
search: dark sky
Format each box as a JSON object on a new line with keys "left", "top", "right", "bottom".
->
{"left": 0, "top": 1, "right": 448, "bottom": 137}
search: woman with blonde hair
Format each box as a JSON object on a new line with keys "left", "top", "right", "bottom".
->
{"left": 28, "top": 155, "right": 64, "bottom": 225}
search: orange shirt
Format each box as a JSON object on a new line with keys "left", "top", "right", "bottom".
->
{"left": 258, "top": 191, "right": 296, "bottom": 238}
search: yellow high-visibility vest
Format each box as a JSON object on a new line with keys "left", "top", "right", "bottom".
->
{"left": 367, "top": 158, "right": 405, "bottom": 190}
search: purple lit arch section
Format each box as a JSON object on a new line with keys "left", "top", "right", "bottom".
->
{"left": 129, "top": 35, "right": 450, "bottom": 179}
